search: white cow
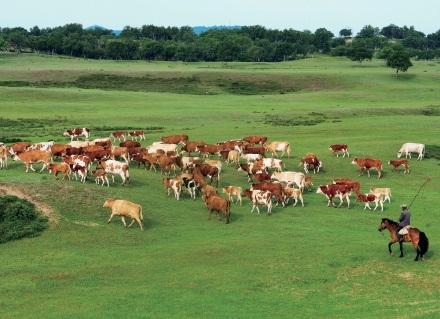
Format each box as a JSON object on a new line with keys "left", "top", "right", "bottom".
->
{"left": 69, "top": 141, "right": 91, "bottom": 148}
{"left": 241, "top": 153, "right": 263, "bottom": 162}
{"left": 251, "top": 190, "right": 273, "bottom": 215}
{"left": 28, "top": 141, "right": 55, "bottom": 152}
{"left": 397, "top": 143, "right": 425, "bottom": 160}
{"left": 260, "top": 158, "right": 284, "bottom": 172}
{"left": 265, "top": 141, "right": 291, "bottom": 158}
{"left": 271, "top": 171, "right": 305, "bottom": 190}
{"left": 98, "top": 160, "right": 130, "bottom": 185}
{"left": 147, "top": 143, "right": 178, "bottom": 154}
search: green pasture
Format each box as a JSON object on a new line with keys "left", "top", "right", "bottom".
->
{"left": 0, "top": 54, "right": 439, "bottom": 318}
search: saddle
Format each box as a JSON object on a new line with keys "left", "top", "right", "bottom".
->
{"left": 398, "top": 225, "right": 412, "bottom": 235}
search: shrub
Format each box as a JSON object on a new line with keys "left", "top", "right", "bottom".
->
{"left": 0, "top": 195, "right": 48, "bottom": 244}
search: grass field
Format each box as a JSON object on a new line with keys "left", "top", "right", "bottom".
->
{"left": 0, "top": 53, "right": 439, "bottom": 318}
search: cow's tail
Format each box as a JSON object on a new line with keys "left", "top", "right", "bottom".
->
{"left": 139, "top": 205, "right": 144, "bottom": 221}
{"left": 419, "top": 231, "right": 429, "bottom": 256}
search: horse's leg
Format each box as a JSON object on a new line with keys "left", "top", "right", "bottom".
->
{"left": 388, "top": 241, "right": 395, "bottom": 255}
{"left": 399, "top": 241, "right": 404, "bottom": 258}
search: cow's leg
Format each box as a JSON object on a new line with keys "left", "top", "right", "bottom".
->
{"left": 30, "top": 164, "right": 36, "bottom": 172}
{"left": 364, "top": 202, "right": 370, "bottom": 210}
{"left": 107, "top": 212, "right": 116, "bottom": 224}
{"left": 367, "top": 169, "right": 371, "bottom": 178}
{"left": 238, "top": 194, "right": 242, "bottom": 206}
{"left": 251, "top": 204, "right": 256, "bottom": 213}
{"left": 111, "top": 175, "right": 115, "bottom": 183}
{"left": 121, "top": 216, "right": 127, "bottom": 227}
{"left": 39, "top": 163, "right": 47, "bottom": 173}
{"left": 127, "top": 218, "right": 135, "bottom": 228}
{"left": 346, "top": 196, "right": 350, "bottom": 208}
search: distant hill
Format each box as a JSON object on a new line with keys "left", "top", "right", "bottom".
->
{"left": 85, "top": 25, "right": 241, "bottom": 36}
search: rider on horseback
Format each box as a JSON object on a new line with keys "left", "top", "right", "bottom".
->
{"left": 397, "top": 204, "right": 411, "bottom": 241}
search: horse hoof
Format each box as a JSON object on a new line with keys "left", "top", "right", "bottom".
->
{"left": 399, "top": 255, "right": 404, "bottom": 258}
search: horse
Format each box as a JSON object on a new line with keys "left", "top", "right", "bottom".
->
{"left": 378, "top": 218, "right": 429, "bottom": 261}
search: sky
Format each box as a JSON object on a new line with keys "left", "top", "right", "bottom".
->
{"left": 1, "top": 0, "right": 439, "bottom": 34}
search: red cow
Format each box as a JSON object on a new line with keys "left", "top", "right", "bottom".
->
{"left": 243, "top": 135, "right": 267, "bottom": 145}
{"left": 351, "top": 158, "right": 383, "bottom": 179}
{"left": 161, "top": 134, "right": 188, "bottom": 144}
{"left": 329, "top": 144, "right": 349, "bottom": 158}
{"left": 316, "top": 184, "right": 352, "bottom": 208}
{"left": 63, "top": 128, "right": 90, "bottom": 141}
{"left": 128, "top": 130, "right": 145, "bottom": 141}
{"left": 388, "top": 159, "right": 410, "bottom": 174}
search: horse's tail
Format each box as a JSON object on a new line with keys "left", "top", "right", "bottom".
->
{"left": 419, "top": 231, "right": 429, "bottom": 256}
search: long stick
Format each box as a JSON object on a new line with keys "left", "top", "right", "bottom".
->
{"left": 408, "top": 177, "right": 431, "bottom": 208}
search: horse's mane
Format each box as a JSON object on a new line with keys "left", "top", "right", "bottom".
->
{"left": 382, "top": 218, "right": 399, "bottom": 226}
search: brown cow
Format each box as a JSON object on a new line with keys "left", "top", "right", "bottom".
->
{"left": 316, "top": 184, "right": 352, "bottom": 208}
{"left": 111, "top": 146, "right": 129, "bottom": 163}
{"left": 84, "top": 149, "right": 112, "bottom": 162}
{"left": 203, "top": 194, "right": 231, "bottom": 224}
{"left": 243, "top": 135, "right": 267, "bottom": 145}
{"left": 161, "top": 134, "right": 188, "bottom": 145}
{"left": 332, "top": 178, "right": 361, "bottom": 194}
{"left": 50, "top": 144, "right": 69, "bottom": 158}
{"left": 8, "top": 142, "right": 31, "bottom": 156}
{"left": 120, "top": 141, "right": 141, "bottom": 148}
{"left": 13, "top": 150, "right": 51, "bottom": 173}
{"left": 243, "top": 146, "right": 266, "bottom": 156}
{"left": 301, "top": 153, "right": 322, "bottom": 174}
{"left": 304, "top": 175, "right": 313, "bottom": 191}
{"left": 197, "top": 144, "right": 220, "bottom": 159}
{"left": 351, "top": 158, "right": 382, "bottom": 179}
{"left": 222, "top": 186, "right": 242, "bottom": 205}
{"left": 128, "top": 130, "right": 145, "bottom": 141}
{"left": 157, "top": 155, "right": 178, "bottom": 175}
{"left": 329, "top": 144, "right": 349, "bottom": 158}
{"left": 388, "top": 159, "right": 410, "bottom": 174}
{"left": 48, "top": 162, "right": 71, "bottom": 180}
{"left": 250, "top": 182, "right": 285, "bottom": 207}
{"left": 110, "top": 131, "right": 127, "bottom": 142}
{"left": 356, "top": 193, "right": 384, "bottom": 211}
{"left": 194, "top": 164, "right": 219, "bottom": 187}
{"left": 182, "top": 141, "right": 205, "bottom": 156}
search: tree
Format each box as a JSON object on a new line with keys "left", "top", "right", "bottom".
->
{"left": 357, "top": 25, "right": 380, "bottom": 38}
{"left": 380, "top": 24, "right": 404, "bottom": 39}
{"left": 346, "top": 39, "right": 373, "bottom": 62}
{"left": 339, "top": 28, "right": 352, "bottom": 38}
{"left": 386, "top": 47, "right": 413, "bottom": 76}
{"left": 313, "top": 28, "right": 334, "bottom": 53}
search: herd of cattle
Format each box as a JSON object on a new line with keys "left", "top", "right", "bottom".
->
{"left": 0, "top": 127, "right": 427, "bottom": 229}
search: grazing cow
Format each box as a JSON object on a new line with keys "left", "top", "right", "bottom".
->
{"left": 222, "top": 186, "right": 242, "bottom": 205}
{"left": 284, "top": 186, "right": 304, "bottom": 207}
{"left": 147, "top": 143, "right": 178, "bottom": 155}
{"left": 182, "top": 141, "right": 205, "bottom": 156}
{"left": 250, "top": 182, "right": 285, "bottom": 207}
{"left": 241, "top": 153, "right": 262, "bottom": 163}
{"left": 128, "top": 130, "right": 145, "bottom": 141}
{"left": 397, "top": 143, "right": 425, "bottom": 160}
{"left": 356, "top": 193, "right": 384, "bottom": 211}
{"left": 203, "top": 194, "right": 231, "bottom": 224}
{"left": 110, "top": 131, "right": 127, "bottom": 142}
{"left": 301, "top": 153, "right": 322, "bottom": 174}
{"left": 370, "top": 187, "right": 392, "bottom": 203}
{"left": 351, "top": 158, "right": 382, "bottom": 179}
{"left": 250, "top": 190, "right": 273, "bottom": 215}
{"left": 13, "top": 150, "right": 51, "bottom": 173}
{"left": 120, "top": 141, "right": 141, "bottom": 149}
{"left": 304, "top": 176, "right": 313, "bottom": 191}
{"left": 131, "top": 152, "right": 150, "bottom": 169}
{"left": 332, "top": 178, "right": 361, "bottom": 194}
{"left": 63, "top": 128, "right": 90, "bottom": 141}
{"left": 111, "top": 146, "right": 130, "bottom": 163}
{"left": 271, "top": 171, "right": 305, "bottom": 190}
{"left": 226, "top": 150, "right": 240, "bottom": 164}
{"left": 97, "top": 160, "right": 130, "bottom": 185}
{"left": 48, "top": 162, "right": 71, "bottom": 180}
{"left": 8, "top": 142, "right": 32, "bottom": 156}
{"left": 103, "top": 199, "right": 144, "bottom": 230}
{"left": 388, "top": 159, "right": 410, "bottom": 174}
{"left": 205, "top": 159, "right": 222, "bottom": 177}
{"left": 196, "top": 144, "right": 220, "bottom": 159}
{"left": 157, "top": 155, "right": 178, "bottom": 175}
{"left": 194, "top": 164, "right": 219, "bottom": 187}
{"left": 329, "top": 144, "right": 349, "bottom": 158}
{"left": 81, "top": 145, "right": 105, "bottom": 153}
{"left": 265, "top": 141, "right": 291, "bottom": 158}
{"left": 161, "top": 134, "right": 188, "bottom": 145}
{"left": 201, "top": 185, "right": 218, "bottom": 199}
{"left": 93, "top": 169, "right": 109, "bottom": 187}
{"left": 243, "top": 135, "right": 267, "bottom": 145}
{"left": 316, "top": 184, "right": 352, "bottom": 208}
{"left": 50, "top": 144, "right": 69, "bottom": 158}
{"left": 0, "top": 145, "right": 8, "bottom": 169}
{"left": 28, "top": 141, "right": 55, "bottom": 152}
{"left": 163, "top": 178, "right": 182, "bottom": 200}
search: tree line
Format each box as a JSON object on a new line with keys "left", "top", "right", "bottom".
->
{"left": 0, "top": 23, "right": 439, "bottom": 62}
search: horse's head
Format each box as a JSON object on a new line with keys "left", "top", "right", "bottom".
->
{"left": 378, "top": 218, "right": 388, "bottom": 232}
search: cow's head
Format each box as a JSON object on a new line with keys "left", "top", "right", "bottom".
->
{"left": 396, "top": 151, "right": 402, "bottom": 159}
{"left": 63, "top": 130, "right": 70, "bottom": 137}
{"left": 316, "top": 186, "right": 325, "bottom": 194}
{"left": 103, "top": 198, "right": 115, "bottom": 208}
{"left": 351, "top": 158, "right": 358, "bottom": 165}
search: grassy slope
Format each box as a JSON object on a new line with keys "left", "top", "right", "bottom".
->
{"left": 0, "top": 54, "right": 439, "bottom": 318}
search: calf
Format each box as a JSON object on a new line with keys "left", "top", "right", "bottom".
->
{"left": 163, "top": 178, "right": 182, "bottom": 200}
{"left": 304, "top": 175, "right": 313, "bottom": 191}
{"left": 222, "top": 186, "right": 242, "bottom": 205}
{"left": 110, "top": 131, "right": 127, "bottom": 142}
{"left": 265, "top": 141, "right": 291, "bottom": 158}
{"left": 103, "top": 199, "right": 144, "bottom": 230}
{"left": 250, "top": 190, "right": 273, "bottom": 215}
{"left": 251, "top": 182, "right": 285, "bottom": 207}
{"left": 203, "top": 194, "right": 231, "bottom": 224}
{"left": 329, "top": 144, "right": 349, "bottom": 158}
{"left": 388, "top": 159, "right": 410, "bottom": 174}
{"left": 128, "top": 130, "right": 145, "bottom": 141}
{"left": 284, "top": 186, "right": 304, "bottom": 207}
{"left": 63, "top": 128, "right": 90, "bottom": 141}
{"left": 356, "top": 193, "right": 384, "bottom": 211}
{"left": 13, "top": 150, "right": 51, "bottom": 173}
{"left": 176, "top": 174, "right": 198, "bottom": 199}
{"left": 370, "top": 187, "right": 392, "bottom": 203}
{"left": 97, "top": 160, "right": 130, "bottom": 185}
{"left": 48, "top": 162, "right": 71, "bottom": 180}
{"left": 227, "top": 150, "right": 240, "bottom": 164}
{"left": 0, "top": 145, "right": 8, "bottom": 169}
{"left": 351, "top": 158, "right": 382, "bottom": 179}
{"left": 8, "top": 142, "right": 31, "bottom": 156}
{"left": 332, "top": 178, "right": 361, "bottom": 194}
{"left": 316, "top": 184, "right": 351, "bottom": 208}
{"left": 93, "top": 169, "right": 110, "bottom": 187}
{"left": 301, "top": 153, "right": 322, "bottom": 174}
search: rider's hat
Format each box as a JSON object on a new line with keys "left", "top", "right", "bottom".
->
{"left": 400, "top": 204, "right": 408, "bottom": 209}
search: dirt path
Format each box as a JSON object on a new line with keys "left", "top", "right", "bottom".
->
{"left": 0, "top": 183, "right": 59, "bottom": 226}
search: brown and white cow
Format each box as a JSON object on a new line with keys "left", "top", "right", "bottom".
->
{"left": 97, "top": 160, "right": 130, "bottom": 185}
{"left": 63, "top": 128, "right": 90, "bottom": 141}
{"left": 110, "top": 131, "right": 127, "bottom": 142}
{"left": 329, "top": 144, "right": 349, "bottom": 158}
{"left": 28, "top": 141, "right": 55, "bottom": 152}
{"left": 250, "top": 190, "right": 273, "bottom": 215}
{"left": 48, "top": 162, "right": 72, "bottom": 180}
{"left": 196, "top": 144, "right": 220, "bottom": 159}
{"left": 351, "top": 158, "right": 382, "bottom": 179}
{"left": 128, "top": 130, "right": 145, "bottom": 141}
{"left": 13, "top": 150, "right": 51, "bottom": 173}
{"left": 243, "top": 135, "right": 267, "bottom": 145}
{"left": 316, "top": 184, "right": 352, "bottom": 208}
{"left": 93, "top": 169, "right": 110, "bottom": 187}
{"left": 161, "top": 134, "right": 188, "bottom": 145}
{"left": 250, "top": 182, "right": 285, "bottom": 207}
{"left": 301, "top": 153, "right": 322, "bottom": 174}
{"left": 182, "top": 141, "right": 205, "bottom": 156}
{"left": 284, "top": 186, "right": 304, "bottom": 207}
{"left": 332, "top": 178, "right": 361, "bottom": 194}
{"left": 369, "top": 187, "right": 392, "bottom": 203}
{"left": 356, "top": 193, "right": 384, "bottom": 211}
{"left": 163, "top": 178, "right": 182, "bottom": 200}
{"left": 222, "top": 186, "right": 242, "bottom": 205}
{"left": 388, "top": 159, "right": 410, "bottom": 174}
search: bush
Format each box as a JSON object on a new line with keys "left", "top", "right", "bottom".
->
{"left": 0, "top": 195, "right": 48, "bottom": 244}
